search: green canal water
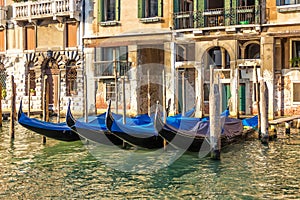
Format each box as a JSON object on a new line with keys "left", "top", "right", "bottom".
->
{"left": 0, "top": 121, "right": 299, "bottom": 199}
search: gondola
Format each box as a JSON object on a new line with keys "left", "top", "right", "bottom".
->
{"left": 105, "top": 100, "right": 202, "bottom": 149}
{"left": 18, "top": 100, "right": 80, "bottom": 141}
{"left": 66, "top": 103, "right": 124, "bottom": 146}
{"left": 105, "top": 100, "right": 164, "bottom": 149}
{"left": 66, "top": 100, "right": 155, "bottom": 146}
{"left": 154, "top": 107, "right": 244, "bottom": 152}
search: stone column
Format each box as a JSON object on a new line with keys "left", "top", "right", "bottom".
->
{"left": 128, "top": 45, "right": 138, "bottom": 115}
{"left": 221, "top": 47, "right": 226, "bottom": 69}
{"left": 164, "top": 42, "right": 176, "bottom": 116}
{"left": 230, "top": 40, "right": 239, "bottom": 118}
{"left": 261, "top": 36, "right": 275, "bottom": 120}
{"left": 195, "top": 61, "right": 204, "bottom": 117}
{"left": 85, "top": 47, "right": 96, "bottom": 115}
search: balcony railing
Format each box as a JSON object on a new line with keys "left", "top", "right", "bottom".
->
{"left": 174, "top": 5, "right": 260, "bottom": 30}
{"left": 94, "top": 61, "right": 131, "bottom": 78}
{"left": 13, "top": 0, "right": 81, "bottom": 22}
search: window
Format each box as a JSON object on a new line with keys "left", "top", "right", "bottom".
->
{"left": 138, "top": 0, "right": 163, "bottom": 18}
{"left": 66, "top": 23, "right": 77, "bottom": 48}
{"left": 66, "top": 62, "right": 77, "bottom": 96}
{"left": 25, "top": 26, "right": 35, "bottom": 50}
{"left": 290, "top": 40, "right": 300, "bottom": 67}
{"left": 94, "top": 46, "right": 129, "bottom": 77}
{"left": 277, "top": 0, "right": 300, "bottom": 6}
{"left": 204, "top": 83, "right": 210, "bottom": 101}
{"left": 238, "top": 0, "right": 255, "bottom": 6}
{"left": 292, "top": 40, "right": 300, "bottom": 58}
{"left": 105, "top": 81, "right": 115, "bottom": 101}
{"left": 99, "top": 0, "right": 120, "bottom": 22}
{"left": 176, "top": 43, "right": 195, "bottom": 62}
{"left": 293, "top": 82, "right": 300, "bottom": 104}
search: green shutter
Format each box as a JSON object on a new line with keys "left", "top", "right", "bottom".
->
{"left": 138, "top": 0, "right": 145, "bottom": 18}
{"left": 195, "top": 0, "right": 204, "bottom": 11}
{"left": 116, "top": 0, "right": 120, "bottom": 21}
{"left": 194, "top": 0, "right": 204, "bottom": 27}
{"left": 174, "top": 0, "right": 179, "bottom": 13}
{"left": 158, "top": 0, "right": 163, "bottom": 17}
{"left": 98, "top": 0, "right": 103, "bottom": 22}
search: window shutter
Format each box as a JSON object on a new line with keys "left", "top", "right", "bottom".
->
{"left": 138, "top": 0, "right": 145, "bottom": 18}
{"left": 116, "top": 0, "right": 120, "bottom": 21}
{"left": 276, "top": 0, "right": 281, "bottom": 6}
{"left": 98, "top": 0, "right": 103, "bottom": 22}
{"left": 195, "top": 0, "right": 204, "bottom": 11}
{"left": 158, "top": 0, "right": 163, "bottom": 17}
{"left": 0, "top": 30, "right": 4, "bottom": 52}
{"left": 174, "top": 0, "right": 179, "bottom": 13}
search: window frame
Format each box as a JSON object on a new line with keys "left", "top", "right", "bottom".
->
{"left": 291, "top": 81, "right": 300, "bottom": 105}
{"left": 99, "top": 0, "right": 120, "bottom": 23}
{"left": 66, "top": 62, "right": 78, "bottom": 96}
{"left": 138, "top": 0, "right": 163, "bottom": 19}
{"left": 290, "top": 39, "right": 300, "bottom": 68}
{"left": 277, "top": 0, "right": 300, "bottom": 6}
{"left": 94, "top": 46, "right": 129, "bottom": 78}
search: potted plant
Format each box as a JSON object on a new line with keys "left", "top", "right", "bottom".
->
{"left": 2, "top": 88, "right": 6, "bottom": 99}
{"left": 289, "top": 57, "right": 300, "bottom": 68}
{"left": 30, "top": 88, "right": 36, "bottom": 96}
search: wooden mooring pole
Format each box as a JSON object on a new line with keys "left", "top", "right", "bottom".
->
{"left": 57, "top": 71, "right": 61, "bottom": 123}
{"left": 10, "top": 75, "right": 16, "bottom": 139}
{"left": 162, "top": 69, "right": 167, "bottom": 150}
{"left": 147, "top": 69, "right": 151, "bottom": 116}
{"left": 254, "top": 64, "right": 261, "bottom": 134}
{"left": 209, "top": 66, "right": 221, "bottom": 160}
{"left": 260, "top": 80, "right": 269, "bottom": 144}
{"left": 42, "top": 75, "right": 48, "bottom": 144}
{"left": 27, "top": 74, "right": 31, "bottom": 118}
{"left": 0, "top": 83, "right": 2, "bottom": 127}
{"left": 181, "top": 70, "right": 185, "bottom": 117}
{"left": 121, "top": 77, "right": 128, "bottom": 149}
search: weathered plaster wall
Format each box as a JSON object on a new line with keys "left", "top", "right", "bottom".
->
{"left": 37, "top": 24, "right": 64, "bottom": 50}
{"left": 92, "top": 0, "right": 172, "bottom": 37}
{"left": 267, "top": 0, "right": 300, "bottom": 24}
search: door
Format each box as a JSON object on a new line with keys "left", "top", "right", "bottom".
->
{"left": 221, "top": 84, "right": 231, "bottom": 112}
{"left": 239, "top": 83, "right": 246, "bottom": 114}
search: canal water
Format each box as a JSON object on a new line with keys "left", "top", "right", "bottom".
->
{"left": 0, "top": 121, "right": 299, "bottom": 199}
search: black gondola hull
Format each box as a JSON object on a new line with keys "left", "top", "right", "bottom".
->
{"left": 20, "top": 123, "right": 80, "bottom": 141}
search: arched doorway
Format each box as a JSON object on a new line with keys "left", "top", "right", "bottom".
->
{"left": 42, "top": 56, "right": 60, "bottom": 112}
{"left": 203, "top": 46, "right": 231, "bottom": 113}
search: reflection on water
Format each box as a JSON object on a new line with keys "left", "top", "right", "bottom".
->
{"left": 0, "top": 122, "right": 299, "bottom": 199}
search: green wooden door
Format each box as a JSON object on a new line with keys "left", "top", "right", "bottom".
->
{"left": 239, "top": 84, "right": 246, "bottom": 113}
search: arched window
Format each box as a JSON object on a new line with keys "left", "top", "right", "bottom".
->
{"left": 66, "top": 61, "right": 77, "bottom": 96}
{"left": 25, "top": 62, "right": 36, "bottom": 95}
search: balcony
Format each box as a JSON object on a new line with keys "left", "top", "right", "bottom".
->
{"left": 174, "top": 5, "right": 260, "bottom": 30}
{"left": 13, "top": 0, "right": 81, "bottom": 23}
{"left": 94, "top": 61, "right": 131, "bottom": 78}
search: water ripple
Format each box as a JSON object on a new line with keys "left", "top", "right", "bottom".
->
{"left": 0, "top": 123, "right": 299, "bottom": 199}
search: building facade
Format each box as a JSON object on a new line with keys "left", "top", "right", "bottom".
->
{"left": 1, "top": 0, "right": 300, "bottom": 118}
{"left": 1, "top": 0, "right": 83, "bottom": 115}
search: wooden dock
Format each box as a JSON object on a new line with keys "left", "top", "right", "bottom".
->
{"left": 269, "top": 115, "right": 300, "bottom": 135}
{"left": 269, "top": 115, "right": 300, "bottom": 125}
